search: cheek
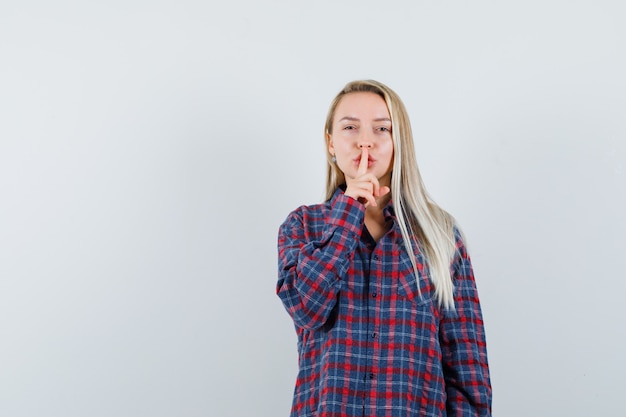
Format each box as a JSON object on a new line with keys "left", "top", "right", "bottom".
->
{"left": 385, "top": 146, "right": 395, "bottom": 170}
{"left": 334, "top": 139, "right": 353, "bottom": 154}
{"left": 384, "top": 142, "right": 394, "bottom": 160}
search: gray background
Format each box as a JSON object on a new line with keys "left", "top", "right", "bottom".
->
{"left": 1, "top": 1, "right": 625, "bottom": 416}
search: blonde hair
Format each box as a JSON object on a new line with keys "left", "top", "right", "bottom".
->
{"left": 324, "top": 80, "right": 457, "bottom": 310}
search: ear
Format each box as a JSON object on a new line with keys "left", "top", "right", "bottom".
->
{"left": 326, "top": 133, "right": 335, "bottom": 156}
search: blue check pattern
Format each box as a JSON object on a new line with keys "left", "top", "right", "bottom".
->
{"left": 277, "top": 188, "right": 491, "bottom": 416}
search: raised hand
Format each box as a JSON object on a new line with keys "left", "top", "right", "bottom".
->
{"left": 344, "top": 148, "right": 390, "bottom": 207}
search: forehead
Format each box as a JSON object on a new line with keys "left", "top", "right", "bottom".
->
{"left": 334, "top": 92, "right": 390, "bottom": 120}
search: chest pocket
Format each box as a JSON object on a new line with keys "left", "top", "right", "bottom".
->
{"left": 396, "top": 251, "right": 434, "bottom": 306}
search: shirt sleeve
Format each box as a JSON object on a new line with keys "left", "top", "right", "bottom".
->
{"left": 276, "top": 194, "right": 364, "bottom": 331}
{"left": 440, "top": 229, "right": 492, "bottom": 416}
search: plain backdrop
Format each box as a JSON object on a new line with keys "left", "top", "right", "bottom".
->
{"left": 1, "top": 1, "right": 625, "bottom": 416}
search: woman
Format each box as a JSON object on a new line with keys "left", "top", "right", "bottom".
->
{"left": 277, "top": 80, "right": 491, "bottom": 416}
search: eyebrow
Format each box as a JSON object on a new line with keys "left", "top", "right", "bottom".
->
{"left": 338, "top": 116, "right": 391, "bottom": 123}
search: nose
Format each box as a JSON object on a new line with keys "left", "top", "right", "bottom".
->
{"left": 357, "top": 130, "right": 374, "bottom": 149}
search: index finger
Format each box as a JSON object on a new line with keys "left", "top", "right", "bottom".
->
{"left": 357, "top": 148, "right": 369, "bottom": 176}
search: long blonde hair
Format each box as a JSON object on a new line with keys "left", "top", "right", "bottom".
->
{"left": 324, "top": 80, "right": 457, "bottom": 310}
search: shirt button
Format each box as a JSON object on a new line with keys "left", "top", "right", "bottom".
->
{"left": 373, "top": 255, "right": 379, "bottom": 261}
{"left": 371, "top": 332, "right": 377, "bottom": 338}
{"left": 372, "top": 292, "right": 377, "bottom": 298}
{"left": 369, "top": 373, "right": 375, "bottom": 379}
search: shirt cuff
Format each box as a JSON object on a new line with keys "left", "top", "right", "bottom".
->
{"left": 327, "top": 193, "right": 365, "bottom": 237}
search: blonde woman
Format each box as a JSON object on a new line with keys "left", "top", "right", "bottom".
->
{"left": 277, "top": 80, "right": 491, "bottom": 416}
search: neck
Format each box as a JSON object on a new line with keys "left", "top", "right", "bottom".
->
{"left": 365, "top": 193, "right": 391, "bottom": 218}
{"left": 375, "top": 192, "right": 392, "bottom": 209}
{"left": 364, "top": 194, "right": 392, "bottom": 241}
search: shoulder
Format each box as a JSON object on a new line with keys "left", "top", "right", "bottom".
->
{"left": 451, "top": 222, "right": 473, "bottom": 259}
{"left": 279, "top": 200, "right": 331, "bottom": 231}
{"left": 280, "top": 187, "right": 352, "bottom": 227}
{"left": 449, "top": 223, "right": 477, "bottom": 284}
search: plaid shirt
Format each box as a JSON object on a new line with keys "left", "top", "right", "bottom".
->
{"left": 277, "top": 188, "right": 491, "bottom": 417}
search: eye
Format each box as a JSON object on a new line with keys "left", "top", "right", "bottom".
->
{"left": 343, "top": 125, "right": 356, "bottom": 130}
{"left": 377, "top": 126, "right": 391, "bottom": 133}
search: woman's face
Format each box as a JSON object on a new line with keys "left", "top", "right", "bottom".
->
{"left": 328, "top": 92, "right": 394, "bottom": 186}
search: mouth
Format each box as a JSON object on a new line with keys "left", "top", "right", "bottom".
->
{"left": 354, "top": 156, "right": 375, "bottom": 167}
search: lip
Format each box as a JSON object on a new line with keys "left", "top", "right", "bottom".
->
{"left": 353, "top": 156, "right": 375, "bottom": 167}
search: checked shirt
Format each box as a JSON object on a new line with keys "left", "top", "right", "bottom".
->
{"left": 277, "top": 187, "right": 491, "bottom": 417}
